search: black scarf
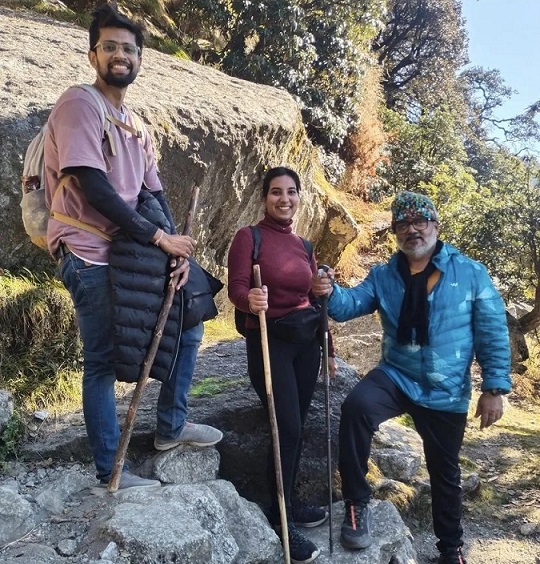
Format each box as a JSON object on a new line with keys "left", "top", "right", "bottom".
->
{"left": 396, "top": 240, "right": 443, "bottom": 346}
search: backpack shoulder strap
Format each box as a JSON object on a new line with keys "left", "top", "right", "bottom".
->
{"left": 300, "top": 237, "right": 313, "bottom": 262}
{"left": 76, "top": 83, "right": 116, "bottom": 155}
{"left": 75, "top": 84, "right": 145, "bottom": 158}
{"left": 78, "top": 83, "right": 107, "bottom": 122}
{"left": 249, "top": 225, "right": 262, "bottom": 261}
{"left": 248, "top": 226, "right": 311, "bottom": 263}
{"left": 130, "top": 111, "right": 149, "bottom": 171}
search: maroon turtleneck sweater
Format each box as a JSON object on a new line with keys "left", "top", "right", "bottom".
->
{"left": 228, "top": 214, "right": 334, "bottom": 355}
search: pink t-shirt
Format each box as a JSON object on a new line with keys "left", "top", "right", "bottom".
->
{"left": 44, "top": 85, "right": 163, "bottom": 263}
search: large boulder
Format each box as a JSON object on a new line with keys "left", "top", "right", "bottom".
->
{"left": 0, "top": 7, "right": 358, "bottom": 279}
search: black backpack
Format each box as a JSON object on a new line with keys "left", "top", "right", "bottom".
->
{"left": 233, "top": 226, "right": 313, "bottom": 336}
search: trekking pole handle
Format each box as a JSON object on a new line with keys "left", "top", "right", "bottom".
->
{"left": 317, "top": 264, "right": 333, "bottom": 280}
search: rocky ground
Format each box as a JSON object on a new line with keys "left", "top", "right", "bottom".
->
{"left": 1, "top": 315, "right": 539, "bottom": 563}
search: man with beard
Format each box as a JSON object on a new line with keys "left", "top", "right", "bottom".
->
{"left": 311, "top": 192, "right": 511, "bottom": 564}
{"left": 44, "top": 4, "right": 222, "bottom": 490}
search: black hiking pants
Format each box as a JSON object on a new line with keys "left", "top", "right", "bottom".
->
{"left": 246, "top": 328, "right": 321, "bottom": 522}
{"left": 339, "top": 368, "right": 467, "bottom": 552}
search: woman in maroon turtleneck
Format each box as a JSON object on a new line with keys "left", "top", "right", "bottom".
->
{"left": 228, "top": 167, "right": 335, "bottom": 564}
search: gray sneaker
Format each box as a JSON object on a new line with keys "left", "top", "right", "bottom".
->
{"left": 340, "top": 500, "right": 373, "bottom": 550}
{"left": 97, "top": 471, "right": 161, "bottom": 491}
{"left": 154, "top": 422, "right": 223, "bottom": 450}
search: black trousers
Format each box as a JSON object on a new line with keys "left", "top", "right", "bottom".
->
{"left": 339, "top": 368, "right": 467, "bottom": 552}
{"left": 246, "top": 329, "right": 321, "bottom": 521}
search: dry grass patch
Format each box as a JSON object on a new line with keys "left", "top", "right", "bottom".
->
{"left": 461, "top": 393, "right": 540, "bottom": 523}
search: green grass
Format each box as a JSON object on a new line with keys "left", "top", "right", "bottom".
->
{"left": 190, "top": 376, "right": 243, "bottom": 397}
{"left": 0, "top": 271, "right": 82, "bottom": 412}
{"left": 146, "top": 36, "right": 190, "bottom": 59}
{"left": 395, "top": 413, "right": 415, "bottom": 428}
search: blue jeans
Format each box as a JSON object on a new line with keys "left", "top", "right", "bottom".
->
{"left": 59, "top": 253, "right": 202, "bottom": 480}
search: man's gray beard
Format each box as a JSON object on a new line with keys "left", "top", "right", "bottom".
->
{"left": 398, "top": 231, "right": 438, "bottom": 260}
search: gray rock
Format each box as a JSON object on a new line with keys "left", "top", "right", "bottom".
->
{"left": 41, "top": 467, "right": 94, "bottom": 498}
{"left": 0, "top": 485, "right": 36, "bottom": 545}
{"left": 152, "top": 445, "right": 220, "bottom": 484}
{"left": 371, "top": 449, "right": 422, "bottom": 483}
{"left": 462, "top": 473, "right": 481, "bottom": 496}
{"left": 0, "top": 543, "right": 62, "bottom": 563}
{"left": 206, "top": 480, "right": 283, "bottom": 563}
{"left": 520, "top": 522, "right": 537, "bottom": 536}
{"left": 101, "top": 500, "right": 215, "bottom": 563}
{"left": 35, "top": 490, "right": 64, "bottom": 514}
{"left": 57, "top": 537, "right": 78, "bottom": 556}
{"left": 373, "top": 421, "right": 424, "bottom": 453}
{"left": 1, "top": 6, "right": 358, "bottom": 276}
{"left": 0, "top": 479, "right": 19, "bottom": 494}
{"left": 303, "top": 500, "right": 417, "bottom": 563}
{"left": 100, "top": 541, "right": 119, "bottom": 560}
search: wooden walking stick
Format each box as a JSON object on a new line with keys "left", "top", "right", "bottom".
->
{"left": 318, "top": 265, "right": 333, "bottom": 554}
{"left": 108, "top": 186, "right": 200, "bottom": 493}
{"left": 253, "top": 264, "right": 291, "bottom": 564}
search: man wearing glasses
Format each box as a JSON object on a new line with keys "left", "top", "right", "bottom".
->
{"left": 43, "top": 4, "right": 222, "bottom": 491}
{"left": 312, "top": 191, "right": 511, "bottom": 564}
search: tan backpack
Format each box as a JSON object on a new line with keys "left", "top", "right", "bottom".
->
{"left": 21, "top": 84, "right": 147, "bottom": 250}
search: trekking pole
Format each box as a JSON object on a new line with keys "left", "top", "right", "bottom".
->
{"left": 108, "top": 187, "right": 200, "bottom": 493}
{"left": 253, "top": 264, "right": 291, "bottom": 564}
{"left": 318, "top": 264, "right": 333, "bottom": 554}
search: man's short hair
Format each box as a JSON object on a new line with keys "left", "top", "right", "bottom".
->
{"left": 391, "top": 191, "right": 439, "bottom": 223}
{"left": 89, "top": 4, "right": 144, "bottom": 52}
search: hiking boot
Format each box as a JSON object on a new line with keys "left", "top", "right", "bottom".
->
{"left": 438, "top": 547, "right": 467, "bottom": 564}
{"left": 97, "top": 471, "right": 161, "bottom": 491}
{"left": 284, "top": 524, "right": 320, "bottom": 564}
{"left": 340, "top": 500, "right": 373, "bottom": 550}
{"left": 154, "top": 422, "right": 223, "bottom": 450}
{"left": 292, "top": 503, "right": 329, "bottom": 528}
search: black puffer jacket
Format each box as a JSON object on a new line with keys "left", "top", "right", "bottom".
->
{"left": 108, "top": 190, "right": 182, "bottom": 383}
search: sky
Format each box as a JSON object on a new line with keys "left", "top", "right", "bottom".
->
{"left": 461, "top": 0, "right": 540, "bottom": 121}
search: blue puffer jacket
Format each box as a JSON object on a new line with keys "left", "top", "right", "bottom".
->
{"left": 328, "top": 243, "right": 511, "bottom": 412}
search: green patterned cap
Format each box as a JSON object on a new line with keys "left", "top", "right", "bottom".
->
{"left": 391, "top": 191, "right": 439, "bottom": 223}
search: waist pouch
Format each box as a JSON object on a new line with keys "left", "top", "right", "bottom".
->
{"left": 182, "top": 257, "right": 224, "bottom": 330}
{"left": 267, "top": 306, "right": 320, "bottom": 344}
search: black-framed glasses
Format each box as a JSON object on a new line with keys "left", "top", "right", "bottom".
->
{"left": 394, "top": 217, "right": 430, "bottom": 234}
{"left": 94, "top": 40, "right": 141, "bottom": 57}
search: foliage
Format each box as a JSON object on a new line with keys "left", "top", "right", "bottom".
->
{"left": 460, "top": 66, "right": 540, "bottom": 147}
{"left": 0, "top": 271, "right": 82, "bottom": 411}
{"left": 219, "top": 0, "right": 386, "bottom": 149}
{"left": 373, "top": 0, "right": 467, "bottom": 113}
{"left": 340, "top": 64, "right": 388, "bottom": 198}
{"left": 158, "top": 0, "right": 386, "bottom": 149}
{"left": 0, "top": 411, "right": 25, "bottom": 466}
{"left": 379, "top": 106, "right": 469, "bottom": 198}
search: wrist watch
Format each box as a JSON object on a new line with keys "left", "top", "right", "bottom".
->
{"left": 485, "top": 388, "right": 507, "bottom": 396}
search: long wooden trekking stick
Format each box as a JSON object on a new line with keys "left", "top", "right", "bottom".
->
{"left": 318, "top": 266, "right": 333, "bottom": 554}
{"left": 253, "top": 265, "right": 290, "bottom": 564}
{"left": 108, "top": 187, "right": 200, "bottom": 493}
